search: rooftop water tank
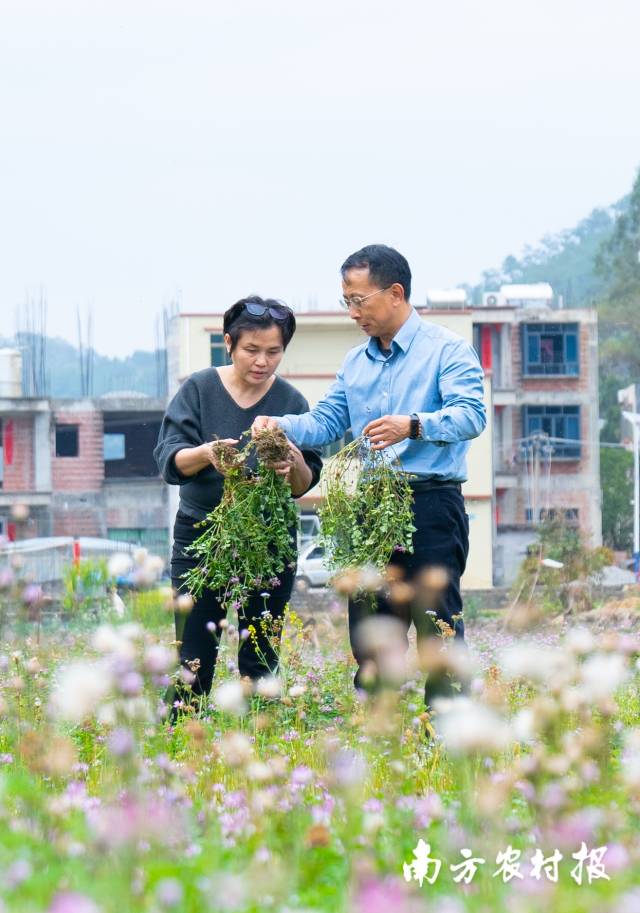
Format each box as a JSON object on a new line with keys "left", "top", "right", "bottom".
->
{"left": 0, "top": 348, "right": 23, "bottom": 397}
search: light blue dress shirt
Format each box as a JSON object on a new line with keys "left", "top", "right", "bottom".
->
{"left": 277, "top": 307, "right": 486, "bottom": 481}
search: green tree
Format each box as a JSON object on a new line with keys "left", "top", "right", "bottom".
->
{"left": 596, "top": 168, "right": 640, "bottom": 380}
{"left": 600, "top": 447, "right": 634, "bottom": 551}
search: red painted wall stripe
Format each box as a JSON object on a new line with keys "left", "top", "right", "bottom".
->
{"left": 480, "top": 326, "right": 493, "bottom": 371}
{"left": 4, "top": 420, "right": 14, "bottom": 465}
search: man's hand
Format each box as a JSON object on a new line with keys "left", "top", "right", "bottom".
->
{"left": 363, "top": 415, "right": 412, "bottom": 450}
{"left": 251, "top": 415, "right": 280, "bottom": 436}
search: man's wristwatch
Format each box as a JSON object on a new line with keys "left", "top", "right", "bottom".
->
{"left": 409, "top": 413, "right": 422, "bottom": 440}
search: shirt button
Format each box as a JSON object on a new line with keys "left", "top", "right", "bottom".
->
{"left": 383, "top": 392, "right": 388, "bottom": 397}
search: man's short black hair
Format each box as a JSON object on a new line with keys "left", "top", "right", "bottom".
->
{"left": 223, "top": 296, "right": 296, "bottom": 352}
{"left": 340, "top": 244, "right": 412, "bottom": 301}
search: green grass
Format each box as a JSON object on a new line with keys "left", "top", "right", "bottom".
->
{"left": 0, "top": 589, "right": 638, "bottom": 912}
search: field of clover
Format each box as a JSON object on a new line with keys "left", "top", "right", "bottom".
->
{"left": 0, "top": 546, "right": 640, "bottom": 913}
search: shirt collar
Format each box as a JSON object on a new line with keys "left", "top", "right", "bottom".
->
{"left": 365, "top": 307, "right": 422, "bottom": 360}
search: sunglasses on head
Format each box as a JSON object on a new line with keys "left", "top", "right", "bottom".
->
{"left": 243, "top": 302, "right": 292, "bottom": 321}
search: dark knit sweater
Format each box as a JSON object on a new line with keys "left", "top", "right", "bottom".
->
{"left": 153, "top": 368, "right": 323, "bottom": 520}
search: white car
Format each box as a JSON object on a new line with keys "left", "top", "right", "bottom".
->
{"left": 296, "top": 540, "right": 331, "bottom": 587}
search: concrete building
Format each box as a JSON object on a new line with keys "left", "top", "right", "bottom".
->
{"left": 469, "top": 284, "right": 601, "bottom": 584}
{"left": 0, "top": 350, "right": 169, "bottom": 553}
{"left": 167, "top": 308, "right": 494, "bottom": 589}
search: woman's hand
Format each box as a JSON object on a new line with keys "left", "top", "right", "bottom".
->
{"left": 207, "top": 439, "right": 240, "bottom": 476}
{"left": 262, "top": 439, "right": 312, "bottom": 495}
{"left": 283, "top": 441, "right": 313, "bottom": 496}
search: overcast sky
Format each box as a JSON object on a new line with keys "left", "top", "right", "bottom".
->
{"left": 1, "top": 0, "right": 639, "bottom": 357}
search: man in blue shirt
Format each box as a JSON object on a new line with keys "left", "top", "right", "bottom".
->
{"left": 253, "top": 244, "right": 486, "bottom": 702}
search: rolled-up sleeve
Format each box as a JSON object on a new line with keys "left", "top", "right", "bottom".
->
{"left": 417, "top": 340, "right": 487, "bottom": 443}
{"left": 153, "top": 380, "right": 203, "bottom": 485}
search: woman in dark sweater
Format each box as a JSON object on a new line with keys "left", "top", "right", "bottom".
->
{"left": 154, "top": 297, "right": 322, "bottom": 712}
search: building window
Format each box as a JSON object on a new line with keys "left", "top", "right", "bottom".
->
{"left": 103, "top": 413, "right": 162, "bottom": 478}
{"left": 55, "top": 424, "right": 79, "bottom": 457}
{"left": 210, "top": 333, "right": 231, "bottom": 368}
{"left": 522, "top": 323, "right": 579, "bottom": 376}
{"left": 522, "top": 405, "right": 580, "bottom": 458}
{"left": 526, "top": 507, "right": 579, "bottom": 524}
{"left": 104, "top": 433, "right": 126, "bottom": 461}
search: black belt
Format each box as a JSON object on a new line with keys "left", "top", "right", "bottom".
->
{"left": 408, "top": 479, "right": 462, "bottom": 493}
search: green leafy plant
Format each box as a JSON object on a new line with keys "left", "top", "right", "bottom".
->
{"left": 182, "top": 429, "right": 299, "bottom": 615}
{"left": 62, "top": 558, "right": 110, "bottom": 619}
{"left": 318, "top": 436, "right": 416, "bottom": 580}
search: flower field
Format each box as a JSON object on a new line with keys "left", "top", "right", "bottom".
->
{"left": 0, "top": 562, "right": 640, "bottom": 913}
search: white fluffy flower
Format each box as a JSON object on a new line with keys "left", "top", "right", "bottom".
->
{"left": 621, "top": 729, "right": 640, "bottom": 788}
{"left": 499, "top": 643, "right": 573, "bottom": 685}
{"left": 134, "top": 554, "right": 165, "bottom": 586}
{"left": 49, "top": 660, "right": 112, "bottom": 723}
{"left": 143, "top": 644, "right": 174, "bottom": 674}
{"left": 255, "top": 676, "right": 281, "bottom": 699}
{"left": 564, "top": 626, "right": 596, "bottom": 655}
{"left": 220, "top": 732, "right": 253, "bottom": 767}
{"left": 579, "top": 653, "right": 628, "bottom": 701}
{"left": 107, "top": 552, "right": 133, "bottom": 578}
{"left": 512, "top": 708, "right": 536, "bottom": 742}
{"left": 352, "top": 615, "right": 406, "bottom": 654}
{"left": 91, "top": 624, "right": 137, "bottom": 661}
{"left": 214, "top": 680, "right": 247, "bottom": 716}
{"left": 288, "top": 684, "right": 307, "bottom": 698}
{"left": 433, "top": 696, "right": 512, "bottom": 755}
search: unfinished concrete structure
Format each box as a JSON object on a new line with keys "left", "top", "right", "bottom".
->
{"left": 0, "top": 354, "right": 169, "bottom": 553}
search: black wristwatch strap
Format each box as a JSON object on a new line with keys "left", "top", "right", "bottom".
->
{"left": 409, "top": 413, "right": 422, "bottom": 439}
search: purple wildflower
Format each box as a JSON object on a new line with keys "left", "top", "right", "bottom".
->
{"left": 22, "top": 583, "right": 44, "bottom": 605}
{"left": 48, "top": 892, "right": 100, "bottom": 913}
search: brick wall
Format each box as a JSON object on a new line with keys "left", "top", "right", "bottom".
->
{"left": 51, "top": 410, "right": 105, "bottom": 492}
{"left": 51, "top": 493, "right": 103, "bottom": 537}
{"left": 2, "top": 417, "right": 35, "bottom": 491}
{"left": 105, "top": 506, "right": 167, "bottom": 528}
{"left": 504, "top": 315, "right": 599, "bottom": 544}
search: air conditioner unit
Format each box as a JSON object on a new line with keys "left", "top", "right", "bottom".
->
{"left": 482, "top": 292, "right": 503, "bottom": 308}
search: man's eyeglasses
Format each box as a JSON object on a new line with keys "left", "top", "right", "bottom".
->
{"left": 339, "top": 287, "right": 390, "bottom": 311}
{"left": 243, "top": 302, "right": 292, "bottom": 321}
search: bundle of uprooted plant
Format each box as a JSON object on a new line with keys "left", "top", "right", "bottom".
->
{"left": 318, "top": 435, "right": 415, "bottom": 589}
{"left": 183, "top": 427, "right": 298, "bottom": 614}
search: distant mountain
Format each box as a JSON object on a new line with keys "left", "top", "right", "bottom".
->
{"left": 0, "top": 334, "right": 164, "bottom": 398}
{"left": 465, "top": 197, "right": 629, "bottom": 307}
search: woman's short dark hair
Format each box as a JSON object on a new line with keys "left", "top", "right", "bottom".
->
{"left": 223, "top": 296, "right": 296, "bottom": 353}
{"left": 341, "top": 244, "right": 412, "bottom": 301}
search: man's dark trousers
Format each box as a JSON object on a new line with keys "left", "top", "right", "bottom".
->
{"left": 348, "top": 485, "right": 470, "bottom": 704}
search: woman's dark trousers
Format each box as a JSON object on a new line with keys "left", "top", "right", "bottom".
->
{"left": 169, "top": 510, "right": 295, "bottom": 710}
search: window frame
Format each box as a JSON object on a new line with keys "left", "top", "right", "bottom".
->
{"left": 55, "top": 424, "right": 80, "bottom": 458}
{"left": 521, "top": 323, "right": 580, "bottom": 377}
{"left": 210, "top": 333, "right": 231, "bottom": 368}
{"left": 522, "top": 405, "right": 581, "bottom": 459}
